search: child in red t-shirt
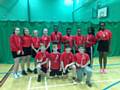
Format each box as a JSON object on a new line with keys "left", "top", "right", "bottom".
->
{"left": 75, "top": 46, "right": 92, "bottom": 87}
{"left": 35, "top": 44, "right": 49, "bottom": 82}
{"left": 31, "top": 30, "right": 41, "bottom": 74}
{"left": 96, "top": 22, "right": 112, "bottom": 74}
{"left": 48, "top": 41, "right": 62, "bottom": 78}
{"left": 60, "top": 45, "right": 76, "bottom": 83}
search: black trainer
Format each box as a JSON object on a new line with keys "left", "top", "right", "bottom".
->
{"left": 72, "top": 77, "right": 77, "bottom": 85}
{"left": 34, "top": 68, "right": 37, "bottom": 74}
{"left": 37, "top": 75, "right": 41, "bottom": 82}
{"left": 86, "top": 81, "right": 92, "bottom": 87}
{"left": 22, "top": 70, "right": 27, "bottom": 75}
{"left": 27, "top": 68, "right": 33, "bottom": 73}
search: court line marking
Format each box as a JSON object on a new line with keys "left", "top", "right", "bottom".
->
{"left": 1, "top": 63, "right": 120, "bottom": 75}
{"left": 27, "top": 77, "right": 32, "bottom": 90}
{"left": 103, "top": 80, "right": 120, "bottom": 90}
{"left": 93, "top": 69, "right": 120, "bottom": 73}
{"left": 29, "top": 78, "right": 120, "bottom": 90}
{"left": 44, "top": 77, "right": 48, "bottom": 90}
{"left": 27, "top": 68, "right": 120, "bottom": 90}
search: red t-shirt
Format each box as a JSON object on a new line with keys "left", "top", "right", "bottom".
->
{"left": 41, "top": 35, "right": 51, "bottom": 47}
{"left": 60, "top": 52, "right": 74, "bottom": 68}
{"left": 31, "top": 37, "right": 41, "bottom": 48}
{"left": 51, "top": 32, "right": 62, "bottom": 49}
{"left": 96, "top": 29, "right": 112, "bottom": 41}
{"left": 50, "top": 52, "right": 61, "bottom": 70}
{"left": 35, "top": 51, "right": 49, "bottom": 68}
{"left": 85, "top": 34, "right": 96, "bottom": 47}
{"left": 22, "top": 35, "right": 32, "bottom": 47}
{"left": 75, "top": 52, "right": 89, "bottom": 66}
{"left": 74, "top": 35, "right": 86, "bottom": 50}
{"left": 10, "top": 34, "right": 22, "bottom": 52}
{"left": 62, "top": 35, "right": 74, "bottom": 48}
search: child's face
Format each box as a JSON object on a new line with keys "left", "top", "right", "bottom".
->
{"left": 78, "top": 48, "right": 85, "bottom": 54}
{"left": 77, "top": 29, "right": 81, "bottom": 35}
{"left": 88, "top": 29, "right": 92, "bottom": 34}
{"left": 52, "top": 45, "right": 58, "bottom": 52}
{"left": 65, "top": 47, "right": 71, "bottom": 53}
{"left": 43, "top": 28, "right": 48, "bottom": 35}
{"left": 41, "top": 45, "right": 46, "bottom": 52}
{"left": 54, "top": 27, "right": 58, "bottom": 33}
{"left": 25, "top": 29, "right": 29, "bottom": 35}
{"left": 66, "top": 30, "right": 71, "bottom": 35}
{"left": 33, "top": 30, "right": 38, "bottom": 36}
{"left": 15, "top": 28, "right": 20, "bottom": 35}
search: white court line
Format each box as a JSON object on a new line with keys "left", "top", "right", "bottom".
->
{"left": 29, "top": 79, "right": 120, "bottom": 90}
{"left": 93, "top": 69, "right": 120, "bottom": 73}
{"left": 28, "top": 69, "right": 120, "bottom": 90}
{"left": 93, "top": 79, "right": 120, "bottom": 83}
{"left": 27, "top": 77, "right": 32, "bottom": 90}
{"left": 30, "top": 83, "right": 73, "bottom": 89}
{"left": 44, "top": 77, "right": 48, "bottom": 90}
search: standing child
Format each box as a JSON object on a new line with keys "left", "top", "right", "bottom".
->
{"left": 21, "top": 28, "right": 32, "bottom": 75}
{"left": 10, "top": 27, "right": 23, "bottom": 78}
{"left": 96, "top": 22, "right": 112, "bottom": 74}
{"left": 41, "top": 28, "right": 51, "bottom": 53}
{"left": 74, "top": 28, "right": 86, "bottom": 53}
{"left": 48, "top": 41, "right": 62, "bottom": 78}
{"left": 31, "top": 30, "right": 41, "bottom": 74}
{"left": 35, "top": 44, "right": 49, "bottom": 82}
{"left": 85, "top": 27, "right": 96, "bottom": 67}
{"left": 62, "top": 28, "right": 74, "bottom": 53}
{"left": 75, "top": 46, "right": 92, "bottom": 87}
{"left": 50, "top": 25, "right": 62, "bottom": 52}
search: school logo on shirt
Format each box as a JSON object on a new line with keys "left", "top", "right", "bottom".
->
{"left": 44, "top": 37, "right": 47, "bottom": 40}
{"left": 55, "top": 34, "right": 59, "bottom": 40}
{"left": 55, "top": 54, "right": 59, "bottom": 63}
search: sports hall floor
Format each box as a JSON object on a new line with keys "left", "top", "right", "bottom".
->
{"left": 0, "top": 56, "right": 120, "bottom": 90}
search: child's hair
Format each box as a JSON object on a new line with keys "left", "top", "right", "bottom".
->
{"left": 40, "top": 43, "right": 45, "bottom": 46}
{"left": 88, "top": 27, "right": 95, "bottom": 35}
{"left": 99, "top": 22, "right": 105, "bottom": 26}
{"left": 78, "top": 45, "right": 85, "bottom": 49}
{"left": 66, "top": 28, "right": 71, "bottom": 31}
{"left": 52, "top": 40, "right": 58, "bottom": 45}
{"left": 66, "top": 44, "right": 71, "bottom": 48}
{"left": 23, "top": 27, "right": 28, "bottom": 35}
{"left": 13, "top": 27, "right": 19, "bottom": 34}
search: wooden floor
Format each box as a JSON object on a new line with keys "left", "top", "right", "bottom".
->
{"left": 0, "top": 56, "right": 120, "bottom": 90}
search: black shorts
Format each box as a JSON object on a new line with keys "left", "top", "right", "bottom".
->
{"left": 75, "top": 50, "right": 79, "bottom": 54}
{"left": 63, "top": 67, "right": 72, "bottom": 75}
{"left": 63, "top": 69, "right": 69, "bottom": 75}
{"left": 52, "top": 49, "right": 61, "bottom": 53}
{"left": 57, "top": 49, "right": 61, "bottom": 53}
{"left": 97, "top": 40, "right": 110, "bottom": 52}
{"left": 71, "top": 49, "right": 74, "bottom": 54}
{"left": 22, "top": 47, "right": 31, "bottom": 56}
{"left": 31, "top": 48, "right": 40, "bottom": 58}
{"left": 41, "top": 66, "right": 48, "bottom": 73}
{"left": 46, "top": 47, "right": 51, "bottom": 53}
{"left": 50, "top": 69, "right": 62, "bottom": 76}
{"left": 85, "top": 46, "right": 94, "bottom": 60}
{"left": 12, "top": 52, "right": 22, "bottom": 58}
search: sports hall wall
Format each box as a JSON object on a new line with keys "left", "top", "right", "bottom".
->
{"left": 0, "top": 0, "right": 120, "bottom": 64}
{"left": 74, "top": 0, "right": 120, "bottom": 22}
{"left": 0, "top": 0, "right": 73, "bottom": 21}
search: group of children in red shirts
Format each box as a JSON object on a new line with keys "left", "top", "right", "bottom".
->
{"left": 10, "top": 22, "right": 112, "bottom": 87}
